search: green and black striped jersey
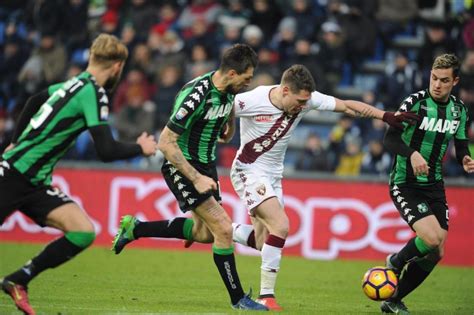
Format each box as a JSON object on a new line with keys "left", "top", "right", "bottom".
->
{"left": 166, "top": 71, "right": 234, "bottom": 164}
{"left": 3, "top": 72, "right": 110, "bottom": 185}
{"left": 390, "top": 89, "right": 469, "bottom": 186}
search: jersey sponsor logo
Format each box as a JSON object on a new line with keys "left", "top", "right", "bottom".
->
{"left": 204, "top": 102, "right": 233, "bottom": 120}
{"left": 252, "top": 115, "right": 292, "bottom": 153}
{"left": 254, "top": 115, "right": 273, "bottom": 122}
{"left": 100, "top": 106, "right": 109, "bottom": 120}
{"left": 175, "top": 108, "right": 188, "bottom": 120}
{"left": 418, "top": 117, "right": 460, "bottom": 134}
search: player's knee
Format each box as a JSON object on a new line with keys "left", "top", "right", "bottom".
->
{"left": 420, "top": 232, "right": 443, "bottom": 249}
{"left": 65, "top": 231, "right": 96, "bottom": 248}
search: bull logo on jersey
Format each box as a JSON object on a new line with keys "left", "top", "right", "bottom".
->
{"left": 256, "top": 184, "right": 266, "bottom": 196}
{"left": 175, "top": 108, "right": 188, "bottom": 120}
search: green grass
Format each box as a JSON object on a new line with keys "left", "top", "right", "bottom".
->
{"left": 0, "top": 242, "right": 473, "bottom": 314}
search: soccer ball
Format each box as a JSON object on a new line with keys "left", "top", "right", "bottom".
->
{"left": 362, "top": 266, "right": 398, "bottom": 301}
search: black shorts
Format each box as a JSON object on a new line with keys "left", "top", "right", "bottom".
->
{"left": 0, "top": 161, "right": 74, "bottom": 226}
{"left": 161, "top": 159, "right": 221, "bottom": 213}
{"left": 390, "top": 182, "right": 449, "bottom": 231}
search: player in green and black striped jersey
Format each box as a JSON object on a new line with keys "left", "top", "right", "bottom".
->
{"left": 381, "top": 54, "right": 474, "bottom": 314}
{"left": 0, "top": 34, "right": 157, "bottom": 314}
{"left": 111, "top": 44, "right": 267, "bottom": 310}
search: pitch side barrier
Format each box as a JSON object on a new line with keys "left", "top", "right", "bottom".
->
{"left": 1, "top": 162, "right": 472, "bottom": 266}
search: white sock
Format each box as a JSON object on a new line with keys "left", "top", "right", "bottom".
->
{"left": 260, "top": 243, "right": 283, "bottom": 296}
{"left": 232, "top": 223, "right": 254, "bottom": 246}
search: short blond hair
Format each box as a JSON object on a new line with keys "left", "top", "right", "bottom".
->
{"left": 432, "top": 53, "right": 460, "bottom": 77}
{"left": 89, "top": 34, "right": 128, "bottom": 68}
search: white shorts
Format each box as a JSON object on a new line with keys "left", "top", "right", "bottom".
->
{"left": 230, "top": 160, "right": 283, "bottom": 215}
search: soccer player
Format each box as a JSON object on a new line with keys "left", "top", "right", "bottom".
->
{"left": 381, "top": 54, "right": 473, "bottom": 315}
{"left": 0, "top": 34, "right": 157, "bottom": 315}
{"left": 112, "top": 44, "right": 267, "bottom": 311}
{"left": 223, "top": 64, "right": 418, "bottom": 310}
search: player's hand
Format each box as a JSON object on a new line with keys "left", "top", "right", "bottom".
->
{"left": 462, "top": 155, "right": 474, "bottom": 173}
{"left": 192, "top": 174, "right": 218, "bottom": 194}
{"left": 218, "top": 124, "right": 231, "bottom": 143}
{"left": 3, "top": 143, "right": 14, "bottom": 153}
{"left": 136, "top": 132, "right": 157, "bottom": 156}
{"left": 410, "top": 151, "right": 429, "bottom": 176}
{"left": 382, "top": 111, "right": 420, "bottom": 130}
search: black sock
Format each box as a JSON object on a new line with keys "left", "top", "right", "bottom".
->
{"left": 393, "top": 258, "right": 437, "bottom": 301}
{"left": 5, "top": 236, "right": 84, "bottom": 286}
{"left": 133, "top": 217, "right": 188, "bottom": 239}
{"left": 391, "top": 237, "right": 429, "bottom": 269}
{"left": 213, "top": 250, "right": 245, "bottom": 305}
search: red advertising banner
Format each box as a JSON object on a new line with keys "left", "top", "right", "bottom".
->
{"left": 1, "top": 168, "right": 472, "bottom": 266}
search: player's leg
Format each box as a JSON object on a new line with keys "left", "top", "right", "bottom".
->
{"left": 4, "top": 203, "right": 95, "bottom": 287}
{"left": 232, "top": 216, "right": 266, "bottom": 250}
{"left": 194, "top": 197, "right": 266, "bottom": 310}
{"left": 252, "top": 197, "right": 288, "bottom": 311}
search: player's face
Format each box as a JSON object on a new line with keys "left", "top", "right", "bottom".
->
{"left": 281, "top": 87, "right": 311, "bottom": 115}
{"left": 226, "top": 67, "right": 254, "bottom": 94}
{"left": 429, "top": 68, "right": 459, "bottom": 102}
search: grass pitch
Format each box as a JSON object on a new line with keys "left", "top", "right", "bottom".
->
{"left": 0, "top": 242, "right": 473, "bottom": 314}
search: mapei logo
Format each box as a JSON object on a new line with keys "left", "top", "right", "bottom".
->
{"left": 419, "top": 117, "right": 460, "bottom": 134}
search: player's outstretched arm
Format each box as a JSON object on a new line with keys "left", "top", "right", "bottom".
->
{"left": 454, "top": 138, "right": 474, "bottom": 173}
{"left": 333, "top": 99, "right": 419, "bottom": 130}
{"left": 158, "top": 126, "right": 217, "bottom": 193}
{"left": 89, "top": 125, "right": 155, "bottom": 162}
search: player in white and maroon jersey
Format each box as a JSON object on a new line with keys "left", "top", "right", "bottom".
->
{"left": 227, "top": 65, "right": 419, "bottom": 310}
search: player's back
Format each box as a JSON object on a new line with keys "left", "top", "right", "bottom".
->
{"left": 3, "top": 72, "right": 109, "bottom": 185}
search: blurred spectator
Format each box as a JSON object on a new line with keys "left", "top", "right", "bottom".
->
{"left": 375, "top": 0, "right": 418, "bottom": 48}
{"left": 360, "top": 140, "right": 391, "bottom": 175}
{"left": 155, "top": 30, "right": 187, "bottom": 75}
{"left": 65, "top": 63, "right": 84, "bottom": 80}
{"left": 185, "top": 44, "right": 216, "bottom": 82}
{"left": 247, "top": 72, "right": 277, "bottom": 90}
{"left": 463, "top": 18, "right": 474, "bottom": 49}
{"left": 0, "top": 110, "right": 13, "bottom": 153}
{"left": 100, "top": 10, "right": 120, "bottom": 35}
{"left": 295, "top": 133, "right": 330, "bottom": 171}
{"left": 254, "top": 46, "right": 280, "bottom": 80}
{"left": 61, "top": 0, "right": 89, "bottom": 52}
{"left": 242, "top": 24, "right": 264, "bottom": 52}
{"left": 153, "top": 2, "right": 179, "bottom": 34}
{"left": 120, "top": 0, "right": 158, "bottom": 41}
{"left": 328, "top": 115, "right": 360, "bottom": 170}
{"left": 315, "top": 21, "right": 345, "bottom": 91}
{"left": 249, "top": 0, "right": 283, "bottom": 41}
{"left": 128, "top": 42, "right": 156, "bottom": 81}
{"left": 335, "top": 139, "right": 363, "bottom": 176}
{"left": 177, "top": 0, "right": 223, "bottom": 34}
{"left": 289, "top": 0, "right": 316, "bottom": 40}
{"left": 112, "top": 69, "right": 154, "bottom": 113}
{"left": 272, "top": 17, "right": 297, "bottom": 63}
{"left": 24, "top": 0, "right": 63, "bottom": 36}
{"left": 183, "top": 17, "right": 216, "bottom": 57}
{"left": 153, "top": 64, "right": 183, "bottom": 130}
{"left": 115, "top": 85, "right": 155, "bottom": 142}
{"left": 417, "top": 22, "right": 457, "bottom": 75}
{"left": 378, "top": 52, "right": 421, "bottom": 111}
{"left": 217, "top": 0, "right": 251, "bottom": 37}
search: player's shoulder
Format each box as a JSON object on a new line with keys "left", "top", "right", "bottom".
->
{"left": 449, "top": 94, "right": 466, "bottom": 107}
{"left": 236, "top": 85, "right": 274, "bottom": 102}
{"left": 404, "top": 89, "right": 430, "bottom": 103}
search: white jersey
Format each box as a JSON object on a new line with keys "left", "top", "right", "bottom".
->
{"left": 233, "top": 85, "right": 336, "bottom": 176}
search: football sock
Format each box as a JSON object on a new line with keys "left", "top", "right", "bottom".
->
{"left": 133, "top": 218, "right": 194, "bottom": 240}
{"left": 212, "top": 245, "right": 245, "bottom": 305}
{"left": 260, "top": 234, "right": 286, "bottom": 296}
{"left": 232, "top": 223, "right": 257, "bottom": 249}
{"left": 393, "top": 257, "right": 437, "bottom": 300}
{"left": 5, "top": 234, "right": 92, "bottom": 286}
{"left": 391, "top": 236, "right": 433, "bottom": 269}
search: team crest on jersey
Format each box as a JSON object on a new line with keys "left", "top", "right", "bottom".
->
{"left": 451, "top": 105, "right": 460, "bottom": 118}
{"left": 175, "top": 108, "right": 188, "bottom": 120}
{"left": 417, "top": 202, "right": 429, "bottom": 214}
{"left": 255, "top": 115, "right": 273, "bottom": 122}
{"left": 256, "top": 184, "right": 266, "bottom": 196}
{"left": 100, "top": 106, "right": 109, "bottom": 120}
{"left": 239, "top": 100, "right": 245, "bottom": 110}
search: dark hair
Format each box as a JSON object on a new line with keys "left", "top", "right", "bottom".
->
{"left": 219, "top": 44, "right": 258, "bottom": 74}
{"left": 432, "top": 53, "right": 460, "bottom": 77}
{"left": 281, "top": 64, "right": 316, "bottom": 93}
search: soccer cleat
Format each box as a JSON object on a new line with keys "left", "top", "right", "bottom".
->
{"left": 1, "top": 279, "right": 36, "bottom": 315}
{"left": 112, "top": 215, "right": 139, "bottom": 254}
{"left": 381, "top": 299, "right": 410, "bottom": 314}
{"left": 256, "top": 296, "right": 283, "bottom": 311}
{"left": 183, "top": 239, "right": 194, "bottom": 248}
{"left": 232, "top": 290, "right": 269, "bottom": 311}
{"left": 386, "top": 254, "right": 402, "bottom": 276}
